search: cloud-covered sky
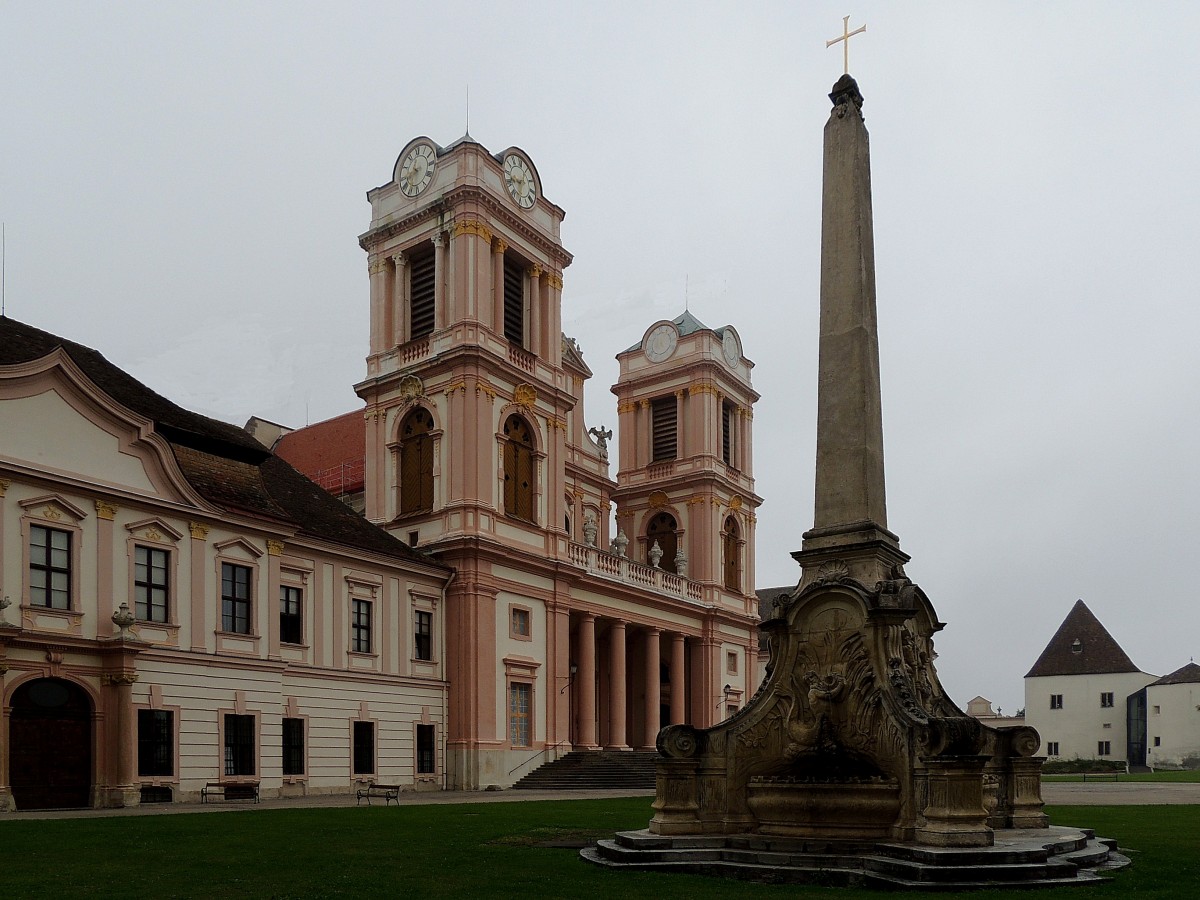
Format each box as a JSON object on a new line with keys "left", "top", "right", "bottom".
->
{"left": 4, "top": 2, "right": 1197, "bottom": 714}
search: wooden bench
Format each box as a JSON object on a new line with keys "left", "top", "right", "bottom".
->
{"left": 356, "top": 782, "right": 401, "bottom": 806}
{"left": 201, "top": 781, "right": 261, "bottom": 803}
{"left": 1081, "top": 772, "right": 1120, "bottom": 782}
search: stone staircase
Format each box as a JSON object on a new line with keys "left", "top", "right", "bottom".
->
{"left": 581, "top": 826, "right": 1130, "bottom": 890}
{"left": 511, "top": 750, "right": 658, "bottom": 791}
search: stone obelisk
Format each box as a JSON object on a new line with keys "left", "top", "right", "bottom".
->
{"left": 796, "top": 74, "right": 908, "bottom": 589}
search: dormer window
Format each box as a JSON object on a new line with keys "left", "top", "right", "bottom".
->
{"left": 1071, "top": 639, "right": 1082, "bottom": 654}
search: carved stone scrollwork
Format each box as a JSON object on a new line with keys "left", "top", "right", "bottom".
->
{"left": 918, "top": 716, "right": 986, "bottom": 758}
{"left": 398, "top": 374, "right": 424, "bottom": 400}
{"left": 1007, "top": 726, "right": 1042, "bottom": 758}
{"left": 657, "top": 724, "right": 702, "bottom": 759}
{"left": 814, "top": 560, "right": 850, "bottom": 585}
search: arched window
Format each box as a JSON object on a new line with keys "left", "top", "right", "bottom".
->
{"left": 646, "top": 512, "right": 678, "bottom": 574}
{"left": 503, "top": 414, "right": 536, "bottom": 523}
{"left": 723, "top": 515, "right": 741, "bottom": 592}
{"left": 399, "top": 408, "right": 435, "bottom": 514}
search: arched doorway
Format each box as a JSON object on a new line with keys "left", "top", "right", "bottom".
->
{"left": 9, "top": 678, "right": 93, "bottom": 810}
{"left": 646, "top": 513, "right": 678, "bottom": 574}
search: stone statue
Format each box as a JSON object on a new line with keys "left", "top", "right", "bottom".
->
{"left": 587, "top": 425, "right": 612, "bottom": 460}
{"left": 582, "top": 516, "right": 598, "bottom": 547}
{"left": 0, "top": 594, "right": 11, "bottom": 625}
{"left": 647, "top": 540, "right": 663, "bottom": 569}
{"left": 675, "top": 546, "right": 689, "bottom": 578}
{"left": 610, "top": 529, "right": 628, "bottom": 558}
{"left": 112, "top": 602, "right": 136, "bottom": 638}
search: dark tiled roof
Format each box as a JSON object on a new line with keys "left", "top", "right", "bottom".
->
{"left": 1151, "top": 662, "right": 1200, "bottom": 686}
{"left": 0, "top": 315, "right": 443, "bottom": 569}
{"left": 1025, "top": 599, "right": 1142, "bottom": 677}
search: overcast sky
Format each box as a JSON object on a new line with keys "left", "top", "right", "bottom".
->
{"left": 4, "top": 2, "right": 1197, "bottom": 714}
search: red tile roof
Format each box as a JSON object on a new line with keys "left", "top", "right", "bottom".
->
{"left": 275, "top": 410, "right": 366, "bottom": 495}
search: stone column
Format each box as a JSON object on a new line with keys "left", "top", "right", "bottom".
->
{"left": 637, "top": 400, "right": 651, "bottom": 468}
{"left": 104, "top": 671, "right": 140, "bottom": 808}
{"left": 577, "top": 613, "right": 598, "bottom": 748}
{"left": 607, "top": 620, "right": 629, "bottom": 749}
{"left": 491, "top": 237, "right": 507, "bottom": 334}
{"left": 94, "top": 500, "right": 117, "bottom": 635}
{"left": 266, "top": 539, "right": 283, "bottom": 659}
{"left": 616, "top": 400, "right": 636, "bottom": 472}
{"left": 188, "top": 522, "right": 209, "bottom": 651}
{"left": 432, "top": 232, "right": 447, "bottom": 330}
{"left": 528, "top": 265, "right": 542, "bottom": 356}
{"left": 546, "top": 273, "right": 563, "bottom": 368}
{"left": 0, "top": 656, "right": 11, "bottom": 811}
{"left": 391, "top": 252, "right": 407, "bottom": 346}
{"left": 368, "top": 255, "right": 388, "bottom": 355}
{"left": 669, "top": 633, "right": 686, "bottom": 725}
{"left": 642, "top": 628, "right": 661, "bottom": 749}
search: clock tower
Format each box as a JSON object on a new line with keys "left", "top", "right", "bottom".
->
{"left": 612, "top": 312, "right": 761, "bottom": 613}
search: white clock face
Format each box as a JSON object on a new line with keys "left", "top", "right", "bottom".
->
{"left": 722, "top": 330, "right": 740, "bottom": 367}
{"left": 644, "top": 323, "right": 678, "bottom": 363}
{"left": 399, "top": 144, "right": 436, "bottom": 197}
{"left": 503, "top": 154, "right": 536, "bottom": 209}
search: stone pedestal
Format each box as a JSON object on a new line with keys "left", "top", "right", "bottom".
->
{"left": 917, "top": 755, "right": 993, "bottom": 847}
{"left": 649, "top": 758, "right": 700, "bottom": 835}
{"left": 1007, "top": 757, "right": 1050, "bottom": 829}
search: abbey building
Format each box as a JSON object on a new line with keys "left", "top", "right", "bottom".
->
{"left": 0, "top": 132, "right": 763, "bottom": 808}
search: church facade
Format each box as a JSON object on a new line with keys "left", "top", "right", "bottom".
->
{"left": 275, "top": 135, "right": 764, "bottom": 789}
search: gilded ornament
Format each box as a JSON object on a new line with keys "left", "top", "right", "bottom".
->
{"left": 145, "top": 528, "right": 162, "bottom": 542}
{"left": 529, "top": 264, "right": 543, "bottom": 280}
{"left": 42, "top": 506, "right": 63, "bottom": 520}
{"left": 188, "top": 521, "right": 210, "bottom": 540}
{"left": 94, "top": 499, "right": 119, "bottom": 520}
{"left": 443, "top": 381, "right": 467, "bottom": 396}
{"left": 476, "top": 382, "right": 497, "bottom": 403}
{"left": 729, "top": 496, "right": 743, "bottom": 510}
{"left": 513, "top": 384, "right": 537, "bottom": 409}
{"left": 398, "top": 374, "right": 424, "bottom": 400}
{"left": 266, "top": 539, "right": 285, "bottom": 557}
{"left": 452, "top": 219, "right": 493, "bottom": 242}
{"left": 492, "top": 236, "right": 508, "bottom": 254}
{"left": 0, "top": 477, "right": 10, "bottom": 497}
{"left": 648, "top": 491, "right": 670, "bottom": 509}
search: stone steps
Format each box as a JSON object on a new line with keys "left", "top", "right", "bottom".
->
{"left": 510, "top": 750, "right": 658, "bottom": 791}
{"left": 582, "top": 826, "right": 1131, "bottom": 889}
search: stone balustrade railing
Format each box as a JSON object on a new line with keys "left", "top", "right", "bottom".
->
{"left": 567, "top": 542, "right": 704, "bottom": 603}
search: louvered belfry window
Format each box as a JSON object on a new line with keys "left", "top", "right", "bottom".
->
{"left": 503, "top": 256, "right": 525, "bottom": 345}
{"left": 646, "top": 513, "right": 678, "bottom": 574}
{"left": 722, "top": 402, "right": 733, "bottom": 466}
{"left": 651, "top": 396, "right": 677, "bottom": 461}
{"left": 723, "top": 515, "right": 741, "bottom": 592}
{"left": 408, "top": 247, "right": 436, "bottom": 339}
{"left": 503, "top": 414, "right": 535, "bottom": 523}
{"left": 400, "top": 407, "right": 435, "bottom": 514}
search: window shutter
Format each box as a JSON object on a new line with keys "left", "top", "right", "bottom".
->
{"left": 409, "top": 250, "right": 436, "bottom": 338}
{"left": 651, "top": 397, "right": 677, "bottom": 461}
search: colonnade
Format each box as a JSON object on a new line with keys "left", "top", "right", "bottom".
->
{"left": 571, "top": 612, "right": 710, "bottom": 751}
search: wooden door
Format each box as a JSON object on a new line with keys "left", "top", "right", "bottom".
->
{"left": 9, "top": 678, "right": 92, "bottom": 810}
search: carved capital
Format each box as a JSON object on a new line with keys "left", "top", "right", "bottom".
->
{"left": 94, "top": 499, "right": 119, "bottom": 520}
{"left": 476, "top": 382, "right": 498, "bottom": 403}
{"left": 367, "top": 256, "right": 387, "bottom": 275}
{"left": 391, "top": 252, "right": 407, "bottom": 268}
{"left": 546, "top": 273, "right": 563, "bottom": 290}
{"left": 492, "top": 236, "right": 508, "bottom": 254}
{"left": 616, "top": 400, "right": 637, "bottom": 415}
{"left": 529, "top": 264, "right": 543, "bottom": 280}
{"left": 101, "top": 672, "right": 139, "bottom": 686}
{"left": 0, "top": 477, "right": 10, "bottom": 497}
{"left": 443, "top": 381, "right": 467, "bottom": 397}
{"left": 637, "top": 399, "right": 651, "bottom": 410}
{"left": 188, "top": 522, "right": 210, "bottom": 541}
{"left": 266, "top": 539, "right": 285, "bottom": 557}
{"left": 452, "top": 218, "right": 493, "bottom": 242}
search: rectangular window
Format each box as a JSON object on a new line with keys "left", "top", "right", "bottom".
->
{"left": 29, "top": 524, "right": 71, "bottom": 609}
{"left": 352, "top": 599, "right": 373, "bottom": 653}
{"left": 503, "top": 256, "right": 525, "bottom": 345}
{"left": 221, "top": 563, "right": 252, "bottom": 634}
{"left": 408, "top": 246, "right": 436, "bottom": 339}
{"left": 1097, "top": 740, "right": 1111, "bottom": 757}
{"left": 282, "top": 717, "right": 305, "bottom": 776}
{"left": 726, "top": 651, "right": 738, "bottom": 675}
{"left": 223, "top": 713, "right": 255, "bottom": 776}
{"left": 135, "top": 545, "right": 170, "bottom": 623}
{"left": 726, "top": 704, "right": 739, "bottom": 719}
{"left": 1046, "top": 741, "right": 1059, "bottom": 756}
{"left": 1100, "top": 692, "right": 1114, "bottom": 708}
{"left": 353, "top": 721, "right": 375, "bottom": 775}
{"left": 414, "top": 610, "right": 432, "bottom": 661}
{"left": 1153, "top": 705, "right": 1161, "bottom": 715}
{"left": 651, "top": 397, "right": 678, "bottom": 461}
{"left": 1154, "top": 736, "right": 1161, "bottom": 747}
{"left": 280, "top": 586, "right": 303, "bottom": 645}
{"left": 1049, "top": 694, "right": 1063, "bottom": 710}
{"left": 511, "top": 607, "right": 530, "bottom": 638}
{"left": 137, "top": 709, "right": 174, "bottom": 777}
{"left": 722, "top": 401, "right": 734, "bottom": 465}
{"left": 416, "top": 724, "right": 436, "bottom": 774}
{"left": 509, "top": 682, "right": 531, "bottom": 747}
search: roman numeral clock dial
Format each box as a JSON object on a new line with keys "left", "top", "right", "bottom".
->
{"left": 399, "top": 143, "right": 436, "bottom": 197}
{"left": 503, "top": 154, "right": 536, "bottom": 209}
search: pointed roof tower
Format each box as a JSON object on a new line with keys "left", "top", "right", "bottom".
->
{"left": 1025, "top": 599, "right": 1142, "bottom": 677}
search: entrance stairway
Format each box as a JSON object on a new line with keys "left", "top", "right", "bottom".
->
{"left": 511, "top": 750, "right": 658, "bottom": 791}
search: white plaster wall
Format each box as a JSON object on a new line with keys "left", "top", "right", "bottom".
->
{"left": 1146, "top": 681, "right": 1200, "bottom": 769}
{"left": 1025, "top": 672, "right": 1156, "bottom": 762}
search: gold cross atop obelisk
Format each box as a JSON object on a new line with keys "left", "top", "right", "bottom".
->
{"left": 826, "top": 15, "right": 866, "bottom": 75}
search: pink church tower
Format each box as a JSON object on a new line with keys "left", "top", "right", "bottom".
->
{"left": 350, "top": 134, "right": 761, "bottom": 789}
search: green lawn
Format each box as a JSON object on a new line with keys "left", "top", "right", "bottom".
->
{"left": 0, "top": 798, "right": 1195, "bottom": 898}
{"left": 1043, "top": 769, "right": 1200, "bottom": 783}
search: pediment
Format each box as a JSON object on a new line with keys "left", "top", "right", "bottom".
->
{"left": 0, "top": 348, "right": 211, "bottom": 509}
{"left": 125, "top": 517, "right": 185, "bottom": 543}
{"left": 213, "top": 537, "right": 264, "bottom": 560}
{"left": 18, "top": 493, "right": 89, "bottom": 522}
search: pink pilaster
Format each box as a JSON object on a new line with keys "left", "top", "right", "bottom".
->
{"left": 266, "top": 541, "right": 282, "bottom": 659}
{"left": 368, "top": 256, "right": 387, "bottom": 355}
{"left": 607, "top": 620, "right": 629, "bottom": 749}
{"left": 670, "top": 633, "right": 687, "bottom": 724}
{"left": 577, "top": 613, "right": 598, "bottom": 748}
{"left": 642, "top": 627, "right": 661, "bottom": 749}
{"left": 391, "top": 253, "right": 407, "bottom": 345}
{"left": 94, "top": 504, "right": 115, "bottom": 636}
{"left": 491, "top": 237, "right": 507, "bottom": 333}
{"left": 528, "top": 266, "right": 542, "bottom": 356}
{"left": 432, "top": 233, "right": 446, "bottom": 330}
